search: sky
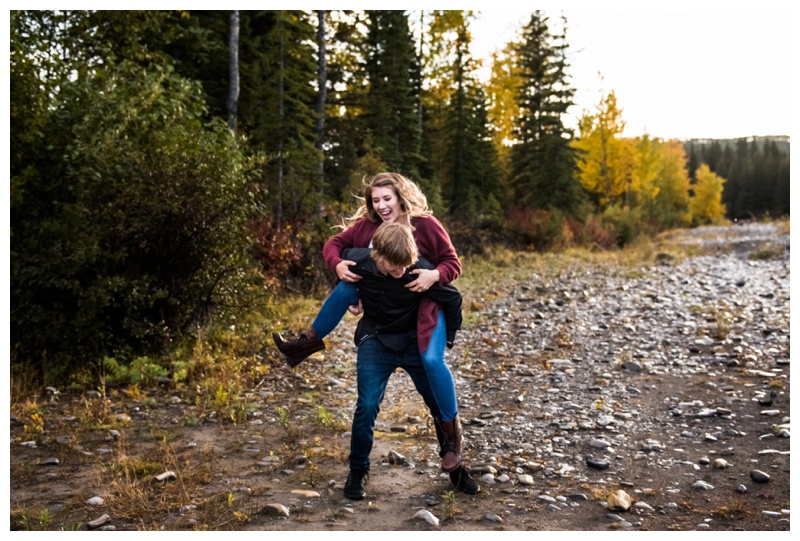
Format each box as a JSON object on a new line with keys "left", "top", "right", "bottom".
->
{"left": 468, "top": 4, "right": 794, "bottom": 140}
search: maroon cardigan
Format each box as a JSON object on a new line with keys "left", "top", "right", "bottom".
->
{"left": 322, "top": 215, "right": 461, "bottom": 351}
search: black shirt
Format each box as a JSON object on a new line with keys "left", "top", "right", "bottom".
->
{"left": 342, "top": 247, "right": 462, "bottom": 351}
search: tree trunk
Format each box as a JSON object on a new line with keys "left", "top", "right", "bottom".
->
{"left": 227, "top": 10, "right": 239, "bottom": 131}
{"left": 276, "top": 30, "right": 285, "bottom": 230}
{"left": 315, "top": 10, "right": 327, "bottom": 214}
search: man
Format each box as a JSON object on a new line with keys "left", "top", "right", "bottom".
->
{"left": 338, "top": 222, "right": 478, "bottom": 500}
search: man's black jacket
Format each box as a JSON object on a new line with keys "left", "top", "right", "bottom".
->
{"left": 341, "top": 247, "right": 462, "bottom": 351}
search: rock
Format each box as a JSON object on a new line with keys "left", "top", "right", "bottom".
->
{"left": 692, "top": 480, "right": 714, "bottom": 490}
{"left": 86, "top": 496, "right": 104, "bottom": 506}
{"left": 260, "top": 503, "right": 290, "bottom": 517}
{"left": 155, "top": 471, "right": 177, "bottom": 482}
{"left": 607, "top": 490, "right": 631, "bottom": 511}
{"left": 479, "top": 473, "right": 496, "bottom": 485}
{"left": 517, "top": 474, "right": 534, "bottom": 485}
{"left": 87, "top": 514, "right": 111, "bottom": 529}
{"left": 589, "top": 439, "right": 611, "bottom": 449}
{"left": 413, "top": 509, "right": 439, "bottom": 526}
{"left": 290, "top": 490, "right": 320, "bottom": 498}
{"left": 388, "top": 450, "right": 407, "bottom": 465}
{"left": 712, "top": 458, "right": 728, "bottom": 469}
{"left": 737, "top": 484, "right": 747, "bottom": 493}
{"left": 485, "top": 513, "right": 503, "bottom": 522}
{"left": 750, "top": 470, "right": 770, "bottom": 483}
{"left": 586, "top": 457, "right": 609, "bottom": 470}
{"left": 39, "top": 457, "right": 59, "bottom": 466}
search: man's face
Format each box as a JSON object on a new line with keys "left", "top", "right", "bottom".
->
{"left": 375, "top": 259, "right": 407, "bottom": 279}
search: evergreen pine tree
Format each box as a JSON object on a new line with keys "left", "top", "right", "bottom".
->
{"left": 363, "top": 11, "right": 423, "bottom": 178}
{"left": 509, "top": 12, "right": 585, "bottom": 217}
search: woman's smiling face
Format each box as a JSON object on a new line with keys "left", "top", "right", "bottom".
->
{"left": 371, "top": 186, "right": 402, "bottom": 223}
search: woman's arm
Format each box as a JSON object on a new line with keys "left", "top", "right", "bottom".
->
{"left": 323, "top": 220, "right": 375, "bottom": 282}
{"left": 408, "top": 216, "right": 461, "bottom": 289}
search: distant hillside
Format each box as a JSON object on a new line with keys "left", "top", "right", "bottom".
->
{"left": 683, "top": 135, "right": 789, "bottom": 156}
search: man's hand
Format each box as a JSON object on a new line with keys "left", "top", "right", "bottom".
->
{"left": 347, "top": 300, "right": 363, "bottom": 315}
{"left": 336, "top": 260, "right": 362, "bottom": 282}
{"left": 405, "top": 268, "right": 439, "bottom": 292}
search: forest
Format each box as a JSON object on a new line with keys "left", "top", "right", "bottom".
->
{"left": 9, "top": 10, "right": 790, "bottom": 383}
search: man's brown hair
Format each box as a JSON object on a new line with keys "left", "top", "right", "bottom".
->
{"left": 371, "top": 222, "right": 419, "bottom": 269}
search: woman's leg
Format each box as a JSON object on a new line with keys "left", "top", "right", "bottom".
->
{"left": 273, "top": 281, "right": 359, "bottom": 367}
{"left": 311, "top": 281, "right": 360, "bottom": 338}
{"left": 420, "top": 311, "right": 458, "bottom": 421}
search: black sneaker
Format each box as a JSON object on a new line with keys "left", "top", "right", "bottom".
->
{"left": 449, "top": 465, "right": 479, "bottom": 494}
{"left": 344, "top": 469, "right": 369, "bottom": 500}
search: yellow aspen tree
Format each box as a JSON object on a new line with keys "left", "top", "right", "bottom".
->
{"left": 636, "top": 134, "right": 661, "bottom": 206}
{"left": 655, "top": 139, "right": 692, "bottom": 225}
{"left": 572, "top": 90, "right": 639, "bottom": 207}
{"left": 486, "top": 42, "right": 522, "bottom": 174}
{"left": 690, "top": 163, "right": 727, "bottom": 224}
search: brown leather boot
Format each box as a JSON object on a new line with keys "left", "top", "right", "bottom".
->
{"left": 438, "top": 413, "right": 463, "bottom": 472}
{"left": 272, "top": 327, "right": 324, "bottom": 367}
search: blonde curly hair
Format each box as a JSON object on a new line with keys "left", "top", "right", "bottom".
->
{"left": 343, "top": 172, "right": 432, "bottom": 227}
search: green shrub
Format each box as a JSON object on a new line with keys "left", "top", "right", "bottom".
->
{"left": 11, "top": 60, "right": 261, "bottom": 383}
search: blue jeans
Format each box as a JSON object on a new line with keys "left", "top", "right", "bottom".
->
{"left": 312, "top": 281, "right": 360, "bottom": 338}
{"left": 349, "top": 337, "right": 443, "bottom": 471}
{"left": 313, "top": 281, "right": 459, "bottom": 421}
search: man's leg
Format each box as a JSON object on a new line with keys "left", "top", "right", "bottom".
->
{"left": 399, "top": 342, "right": 479, "bottom": 494}
{"left": 346, "top": 337, "right": 397, "bottom": 499}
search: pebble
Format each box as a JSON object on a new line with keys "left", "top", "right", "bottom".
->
{"left": 589, "top": 438, "right": 611, "bottom": 449}
{"left": 586, "top": 457, "right": 609, "bottom": 470}
{"left": 692, "top": 480, "right": 714, "bottom": 490}
{"left": 517, "top": 474, "right": 534, "bottom": 485}
{"left": 750, "top": 470, "right": 771, "bottom": 483}
{"left": 711, "top": 458, "right": 728, "bottom": 469}
{"left": 87, "top": 496, "right": 104, "bottom": 506}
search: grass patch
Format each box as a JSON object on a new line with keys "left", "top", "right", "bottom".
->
{"left": 748, "top": 242, "right": 785, "bottom": 260}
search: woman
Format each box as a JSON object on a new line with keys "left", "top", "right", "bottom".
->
{"left": 272, "top": 172, "right": 465, "bottom": 472}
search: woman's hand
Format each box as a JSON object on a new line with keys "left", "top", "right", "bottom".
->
{"left": 405, "top": 268, "right": 440, "bottom": 292}
{"left": 336, "top": 260, "right": 362, "bottom": 282}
